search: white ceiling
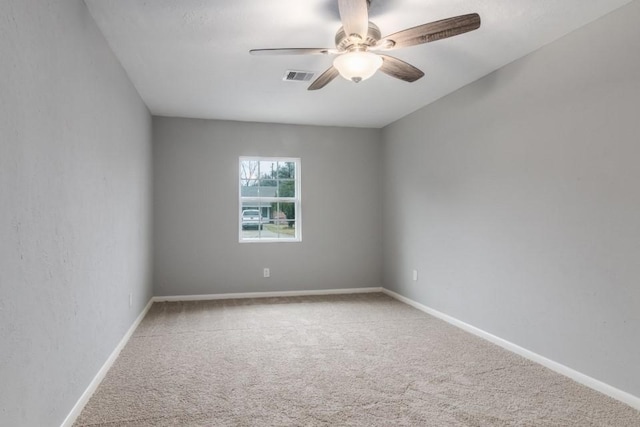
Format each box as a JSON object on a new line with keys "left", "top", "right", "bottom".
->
{"left": 85, "top": 0, "right": 634, "bottom": 128}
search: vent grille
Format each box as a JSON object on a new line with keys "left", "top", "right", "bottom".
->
{"left": 283, "top": 70, "right": 315, "bottom": 82}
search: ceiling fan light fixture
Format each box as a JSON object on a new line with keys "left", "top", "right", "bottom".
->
{"left": 333, "top": 51, "right": 383, "bottom": 83}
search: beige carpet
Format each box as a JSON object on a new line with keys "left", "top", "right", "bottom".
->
{"left": 74, "top": 293, "right": 640, "bottom": 426}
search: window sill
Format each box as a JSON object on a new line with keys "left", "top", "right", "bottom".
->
{"left": 239, "top": 238, "right": 302, "bottom": 243}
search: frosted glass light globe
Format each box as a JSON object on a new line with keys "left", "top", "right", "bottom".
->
{"left": 333, "top": 51, "right": 383, "bottom": 83}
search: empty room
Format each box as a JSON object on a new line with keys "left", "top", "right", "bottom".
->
{"left": 2, "top": 0, "right": 640, "bottom": 426}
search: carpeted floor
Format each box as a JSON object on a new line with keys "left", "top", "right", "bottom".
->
{"left": 74, "top": 293, "right": 640, "bottom": 426}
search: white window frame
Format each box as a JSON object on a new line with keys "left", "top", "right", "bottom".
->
{"left": 239, "top": 156, "right": 301, "bottom": 243}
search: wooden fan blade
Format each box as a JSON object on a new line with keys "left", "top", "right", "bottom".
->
{"left": 380, "top": 13, "right": 480, "bottom": 50}
{"left": 338, "top": 0, "right": 369, "bottom": 39}
{"left": 379, "top": 55, "right": 424, "bottom": 82}
{"left": 308, "top": 66, "right": 340, "bottom": 91}
{"left": 250, "top": 48, "right": 337, "bottom": 55}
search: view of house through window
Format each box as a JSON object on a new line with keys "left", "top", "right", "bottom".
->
{"left": 239, "top": 157, "right": 300, "bottom": 242}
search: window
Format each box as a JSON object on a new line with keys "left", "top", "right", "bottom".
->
{"left": 239, "top": 157, "right": 301, "bottom": 242}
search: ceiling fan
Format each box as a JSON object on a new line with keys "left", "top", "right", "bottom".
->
{"left": 250, "top": 0, "right": 481, "bottom": 90}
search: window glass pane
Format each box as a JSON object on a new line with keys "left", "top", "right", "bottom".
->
{"left": 240, "top": 160, "right": 259, "bottom": 181}
{"left": 240, "top": 180, "right": 258, "bottom": 197}
{"left": 273, "top": 202, "right": 296, "bottom": 232}
{"left": 277, "top": 161, "right": 296, "bottom": 179}
{"left": 259, "top": 178, "right": 277, "bottom": 190}
{"left": 240, "top": 205, "right": 265, "bottom": 240}
{"left": 268, "top": 202, "right": 296, "bottom": 239}
{"left": 277, "top": 180, "right": 295, "bottom": 198}
{"left": 259, "top": 160, "right": 278, "bottom": 180}
{"left": 257, "top": 218, "right": 278, "bottom": 240}
{"left": 273, "top": 225, "right": 297, "bottom": 239}
{"left": 279, "top": 202, "right": 296, "bottom": 220}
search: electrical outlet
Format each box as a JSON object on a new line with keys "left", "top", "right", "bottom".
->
{"left": 412, "top": 270, "right": 418, "bottom": 281}
{"left": 263, "top": 268, "right": 270, "bottom": 278}
{"left": 129, "top": 293, "right": 133, "bottom": 307}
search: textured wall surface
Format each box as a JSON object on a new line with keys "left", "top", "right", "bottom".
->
{"left": 153, "top": 118, "right": 382, "bottom": 296}
{"left": 382, "top": 2, "right": 640, "bottom": 397}
{"left": 0, "top": 1, "right": 153, "bottom": 425}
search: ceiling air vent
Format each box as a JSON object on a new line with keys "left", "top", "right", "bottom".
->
{"left": 283, "top": 70, "right": 315, "bottom": 82}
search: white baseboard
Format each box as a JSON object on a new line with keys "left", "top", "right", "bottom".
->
{"left": 153, "top": 287, "right": 383, "bottom": 302}
{"left": 381, "top": 288, "right": 640, "bottom": 411}
{"left": 60, "top": 298, "right": 154, "bottom": 427}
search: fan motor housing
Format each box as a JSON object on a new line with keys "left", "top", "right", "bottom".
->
{"left": 335, "top": 21, "right": 381, "bottom": 51}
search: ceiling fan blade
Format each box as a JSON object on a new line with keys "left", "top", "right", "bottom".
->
{"left": 338, "top": 0, "right": 369, "bottom": 39}
{"left": 378, "top": 55, "right": 424, "bottom": 82}
{"left": 379, "top": 13, "right": 480, "bottom": 50}
{"left": 250, "top": 48, "right": 338, "bottom": 56}
{"left": 308, "top": 66, "right": 340, "bottom": 91}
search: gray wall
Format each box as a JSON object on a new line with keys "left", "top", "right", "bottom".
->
{"left": 153, "top": 118, "right": 382, "bottom": 296}
{"left": 0, "top": 1, "right": 153, "bottom": 425}
{"left": 382, "top": 1, "right": 640, "bottom": 397}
